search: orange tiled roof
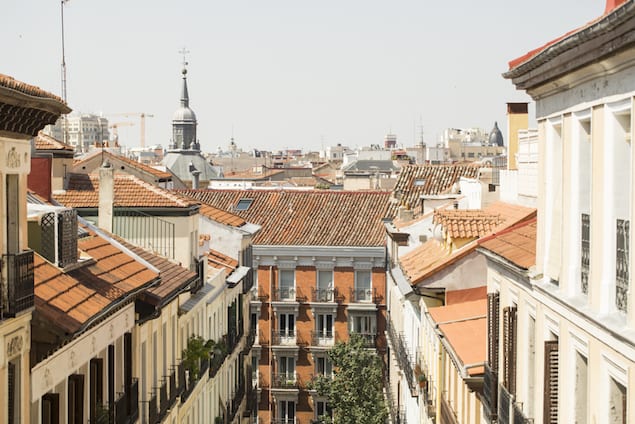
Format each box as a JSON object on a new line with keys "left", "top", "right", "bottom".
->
{"left": 0, "top": 74, "right": 66, "bottom": 103}
{"left": 507, "top": 1, "right": 627, "bottom": 71}
{"left": 35, "top": 131, "right": 74, "bottom": 152}
{"left": 207, "top": 249, "right": 239, "bottom": 274}
{"left": 446, "top": 286, "right": 487, "bottom": 305}
{"left": 74, "top": 150, "right": 172, "bottom": 180}
{"left": 112, "top": 236, "right": 198, "bottom": 304}
{"left": 429, "top": 298, "right": 487, "bottom": 376}
{"left": 389, "top": 164, "right": 480, "bottom": 216}
{"left": 199, "top": 204, "right": 246, "bottom": 228}
{"left": 478, "top": 217, "right": 537, "bottom": 270}
{"left": 53, "top": 173, "right": 199, "bottom": 209}
{"left": 178, "top": 189, "right": 390, "bottom": 247}
{"left": 433, "top": 209, "right": 503, "bottom": 239}
{"left": 400, "top": 202, "right": 535, "bottom": 285}
{"left": 34, "top": 231, "right": 159, "bottom": 334}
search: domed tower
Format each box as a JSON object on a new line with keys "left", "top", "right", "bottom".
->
{"left": 171, "top": 66, "right": 199, "bottom": 151}
{"left": 488, "top": 121, "right": 504, "bottom": 147}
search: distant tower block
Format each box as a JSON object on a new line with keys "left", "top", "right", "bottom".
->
{"left": 384, "top": 133, "right": 397, "bottom": 148}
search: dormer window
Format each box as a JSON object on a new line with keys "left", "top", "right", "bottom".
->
{"left": 235, "top": 198, "right": 253, "bottom": 211}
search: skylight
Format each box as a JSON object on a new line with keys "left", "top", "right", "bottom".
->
{"left": 235, "top": 198, "right": 254, "bottom": 211}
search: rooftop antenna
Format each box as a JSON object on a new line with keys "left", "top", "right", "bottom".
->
{"left": 60, "top": 0, "right": 70, "bottom": 145}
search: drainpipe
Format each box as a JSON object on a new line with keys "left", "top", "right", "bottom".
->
{"left": 98, "top": 160, "right": 114, "bottom": 233}
{"left": 269, "top": 265, "right": 274, "bottom": 422}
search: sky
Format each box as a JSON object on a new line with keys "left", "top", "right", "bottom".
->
{"left": 3, "top": 0, "right": 604, "bottom": 153}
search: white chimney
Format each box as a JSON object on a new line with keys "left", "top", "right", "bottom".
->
{"left": 99, "top": 161, "right": 114, "bottom": 233}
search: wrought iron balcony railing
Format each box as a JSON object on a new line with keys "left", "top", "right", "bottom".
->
{"left": 128, "top": 379, "right": 139, "bottom": 423}
{"left": 272, "top": 288, "right": 298, "bottom": 302}
{"left": 350, "top": 287, "right": 376, "bottom": 303}
{"left": 271, "top": 330, "right": 296, "bottom": 345}
{"left": 311, "top": 287, "right": 338, "bottom": 303}
{"left": 148, "top": 392, "right": 158, "bottom": 424}
{"left": 1, "top": 250, "right": 34, "bottom": 318}
{"left": 158, "top": 378, "right": 169, "bottom": 420}
{"left": 386, "top": 320, "right": 416, "bottom": 394}
{"left": 498, "top": 384, "right": 512, "bottom": 424}
{"left": 351, "top": 331, "right": 376, "bottom": 347}
{"left": 483, "top": 364, "right": 498, "bottom": 423}
{"left": 271, "top": 373, "right": 299, "bottom": 389}
{"left": 169, "top": 371, "right": 177, "bottom": 407}
{"left": 311, "top": 330, "right": 335, "bottom": 346}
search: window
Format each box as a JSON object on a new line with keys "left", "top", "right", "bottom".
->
{"left": 574, "top": 352, "right": 588, "bottom": 423}
{"left": 616, "top": 219, "right": 630, "bottom": 312}
{"left": 581, "top": 214, "right": 590, "bottom": 294}
{"left": 316, "top": 356, "right": 333, "bottom": 377}
{"left": 68, "top": 374, "right": 84, "bottom": 424}
{"left": 42, "top": 393, "right": 60, "bottom": 424}
{"left": 235, "top": 198, "right": 254, "bottom": 211}
{"left": 277, "top": 356, "right": 296, "bottom": 387}
{"left": 350, "top": 313, "right": 376, "bottom": 346}
{"left": 279, "top": 270, "right": 295, "bottom": 301}
{"left": 316, "top": 400, "right": 333, "bottom": 421}
{"left": 279, "top": 400, "right": 296, "bottom": 424}
{"left": 89, "top": 359, "right": 103, "bottom": 422}
{"left": 279, "top": 313, "right": 295, "bottom": 338}
{"left": 484, "top": 292, "right": 500, "bottom": 419}
{"left": 316, "top": 314, "right": 333, "bottom": 338}
{"left": 316, "top": 270, "right": 334, "bottom": 302}
{"left": 354, "top": 270, "right": 372, "bottom": 302}
{"left": 608, "top": 377, "right": 627, "bottom": 424}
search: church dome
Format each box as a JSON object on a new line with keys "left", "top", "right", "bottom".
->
{"left": 173, "top": 106, "right": 197, "bottom": 122}
{"left": 489, "top": 121, "right": 504, "bottom": 147}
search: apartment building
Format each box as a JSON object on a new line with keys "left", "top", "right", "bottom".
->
{"left": 178, "top": 189, "right": 390, "bottom": 424}
{"left": 481, "top": 0, "right": 635, "bottom": 422}
{"left": 0, "top": 74, "right": 70, "bottom": 423}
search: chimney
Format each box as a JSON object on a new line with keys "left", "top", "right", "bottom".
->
{"left": 605, "top": 0, "right": 626, "bottom": 14}
{"left": 99, "top": 161, "right": 114, "bottom": 233}
{"left": 506, "top": 102, "right": 529, "bottom": 171}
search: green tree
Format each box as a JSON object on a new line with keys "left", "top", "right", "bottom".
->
{"left": 309, "top": 334, "right": 388, "bottom": 424}
{"left": 182, "top": 335, "right": 214, "bottom": 379}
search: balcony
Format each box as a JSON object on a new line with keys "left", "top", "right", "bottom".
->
{"left": 498, "top": 384, "right": 512, "bottom": 424}
{"left": 272, "top": 288, "right": 298, "bottom": 302}
{"left": 616, "top": 219, "right": 630, "bottom": 312}
{"left": 513, "top": 402, "right": 533, "bottom": 424}
{"left": 350, "top": 287, "right": 377, "bottom": 303}
{"left": 311, "top": 287, "right": 339, "bottom": 303}
{"left": 581, "top": 213, "right": 590, "bottom": 294}
{"left": 351, "top": 331, "right": 376, "bottom": 347}
{"left": 1, "top": 250, "right": 34, "bottom": 318}
{"left": 271, "top": 373, "right": 299, "bottom": 389}
{"left": 158, "top": 378, "right": 169, "bottom": 421}
{"left": 169, "top": 371, "right": 177, "bottom": 407}
{"left": 483, "top": 364, "right": 498, "bottom": 423}
{"left": 148, "top": 392, "right": 158, "bottom": 424}
{"left": 272, "top": 330, "right": 297, "bottom": 346}
{"left": 440, "top": 392, "right": 459, "bottom": 424}
{"left": 311, "top": 330, "right": 335, "bottom": 346}
{"left": 386, "top": 320, "right": 415, "bottom": 394}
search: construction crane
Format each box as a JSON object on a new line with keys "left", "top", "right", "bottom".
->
{"left": 106, "top": 112, "right": 154, "bottom": 148}
{"left": 109, "top": 122, "right": 135, "bottom": 147}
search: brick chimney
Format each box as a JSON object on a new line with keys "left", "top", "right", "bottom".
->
{"left": 506, "top": 102, "right": 529, "bottom": 171}
{"left": 99, "top": 160, "right": 114, "bottom": 233}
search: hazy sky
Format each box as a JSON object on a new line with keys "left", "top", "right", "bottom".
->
{"left": 3, "top": 0, "right": 603, "bottom": 153}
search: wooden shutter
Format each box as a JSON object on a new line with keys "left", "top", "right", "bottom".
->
{"left": 543, "top": 340, "right": 559, "bottom": 424}
{"left": 68, "top": 374, "right": 84, "bottom": 424}
{"left": 8, "top": 362, "right": 15, "bottom": 424}
{"left": 502, "top": 306, "right": 517, "bottom": 395}
{"left": 42, "top": 393, "right": 60, "bottom": 424}
{"left": 487, "top": 292, "right": 500, "bottom": 369}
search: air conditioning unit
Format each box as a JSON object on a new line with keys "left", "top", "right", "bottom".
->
{"left": 29, "top": 207, "right": 78, "bottom": 268}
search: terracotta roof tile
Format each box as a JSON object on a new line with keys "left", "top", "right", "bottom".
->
{"left": 74, "top": 150, "right": 172, "bottom": 180}
{"left": 0, "top": 74, "right": 66, "bottom": 103}
{"left": 111, "top": 235, "right": 198, "bottom": 304}
{"left": 178, "top": 189, "right": 390, "bottom": 247}
{"left": 478, "top": 217, "right": 537, "bottom": 270}
{"left": 400, "top": 202, "right": 536, "bottom": 285}
{"left": 429, "top": 298, "right": 487, "bottom": 376}
{"left": 446, "top": 286, "right": 487, "bottom": 305}
{"left": 389, "top": 164, "right": 480, "bottom": 217}
{"left": 434, "top": 209, "right": 503, "bottom": 239}
{"left": 207, "top": 249, "right": 239, "bottom": 274}
{"left": 53, "top": 173, "right": 199, "bottom": 209}
{"left": 35, "top": 131, "right": 74, "bottom": 152}
{"left": 199, "top": 204, "right": 246, "bottom": 227}
{"left": 34, "top": 229, "right": 159, "bottom": 335}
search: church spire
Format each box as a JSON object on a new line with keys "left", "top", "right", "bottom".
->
{"left": 171, "top": 48, "right": 197, "bottom": 151}
{"left": 180, "top": 68, "right": 190, "bottom": 108}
